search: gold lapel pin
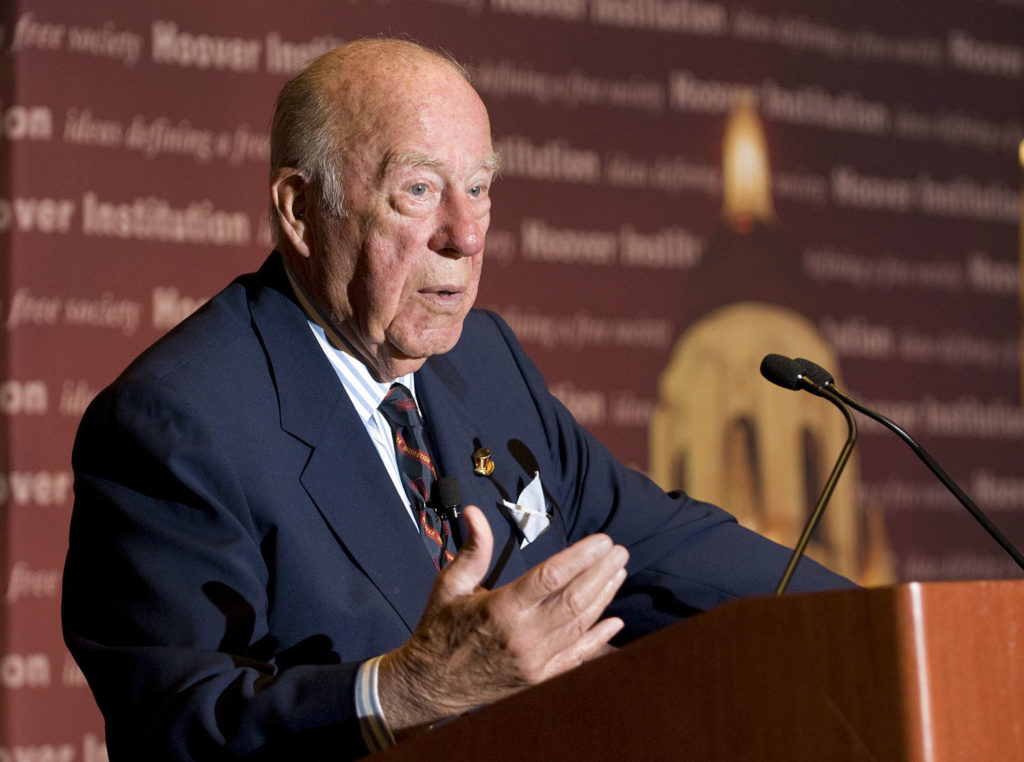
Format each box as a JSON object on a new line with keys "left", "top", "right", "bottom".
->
{"left": 472, "top": 447, "right": 495, "bottom": 476}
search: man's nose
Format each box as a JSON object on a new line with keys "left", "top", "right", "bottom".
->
{"left": 429, "top": 193, "right": 486, "bottom": 257}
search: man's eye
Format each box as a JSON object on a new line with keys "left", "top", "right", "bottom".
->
{"left": 410, "top": 183, "right": 428, "bottom": 196}
{"left": 468, "top": 185, "right": 485, "bottom": 198}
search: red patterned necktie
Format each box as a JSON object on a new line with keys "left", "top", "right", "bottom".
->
{"left": 378, "top": 383, "right": 453, "bottom": 570}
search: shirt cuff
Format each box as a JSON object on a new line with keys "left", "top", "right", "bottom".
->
{"left": 356, "top": 656, "right": 397, "bottom": 753}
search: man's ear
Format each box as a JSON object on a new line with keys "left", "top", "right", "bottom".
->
{"left": 270, "top": 167, "right": 315, "bottom": 258}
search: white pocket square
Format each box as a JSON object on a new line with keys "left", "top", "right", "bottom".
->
{"left": 501, "top": 471, "right": 550, "bottom": 548}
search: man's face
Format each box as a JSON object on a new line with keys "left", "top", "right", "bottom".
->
{"left": 312, "top": 64, "right": 497, "bottom": 381}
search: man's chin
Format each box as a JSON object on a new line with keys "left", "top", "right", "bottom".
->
{"left": 389, "top": 325, "right": 464, "bottom": 364}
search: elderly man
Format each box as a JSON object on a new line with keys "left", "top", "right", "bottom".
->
{"left": 63, "top": 39, "right": 851, "bottom": 760}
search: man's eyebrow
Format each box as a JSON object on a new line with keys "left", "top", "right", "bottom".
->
{"left": 482, "top": 151, "right": 502, "bottom": 175}
{"left": 378, "top": 151, "right": 439, "bottom": 180}
{"left": 379, "top": 150, "right": 502, "bottom": 178}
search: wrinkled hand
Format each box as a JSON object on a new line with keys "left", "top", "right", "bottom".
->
{"left": 379, "top": 505, "right": 628, "bottom": 735}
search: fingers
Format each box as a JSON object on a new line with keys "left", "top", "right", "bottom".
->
{"left": 511, "top": 532, "right": 628, "bottom": 609}
{"left": 432, "top": 505, "right": 492, "bottom": 602}
{"left": 544, "top": 561, "right": 627, "bottom": 665}
{"left": 543, "top": 615, "right": 625, "bottom": 678}
{"left": 494, "top": 536, "right": 627, "bottom": 683}
{"left": 549, "top": 554, "right": 627, "bottom": 633}
{"left": 539, "top": 549, "right": 627, "bottom": 663}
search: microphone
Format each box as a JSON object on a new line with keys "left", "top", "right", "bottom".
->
{"left": 761, "top": 353, "right": 825, "bottom": 395}
{"left": 760, "top": 353, "right": 858, "bottom": 594}
{"left": 794, "top": 357, "right": 1024, "bottom": 572}
{"left": 432, "top": 476, "right": 462, "bottom": 523}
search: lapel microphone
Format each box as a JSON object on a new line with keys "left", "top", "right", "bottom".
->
{"left": 432, "top": 476, "right": 463, "bottom": 523}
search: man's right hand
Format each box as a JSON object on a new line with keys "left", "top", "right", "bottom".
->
{"left": 378, "top": 504, "right": 629, "bottom": 736}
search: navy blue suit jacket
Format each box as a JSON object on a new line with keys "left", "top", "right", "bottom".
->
{"left": 63, "top": 253, "right": 851, "bottom": 760}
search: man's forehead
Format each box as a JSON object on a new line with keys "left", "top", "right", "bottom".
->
{"left": 329, "top": 52, "right": 463, "bottom": 116}
{"left": 323, "top": 54, "right": 498, "bottom": 178}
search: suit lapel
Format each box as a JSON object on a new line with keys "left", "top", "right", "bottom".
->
{"left": 299, "top": 410, "right": 440, "bottom": 630}
{"left": 248, "top": 256, "right": 437, "bottom": 631}
{"left": 417, "top": 355, "right": 529, "bottom": 590}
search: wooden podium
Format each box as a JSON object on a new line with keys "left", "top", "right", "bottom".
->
{"left": 378, "top": 581, "right": 1024, "bottom": 760}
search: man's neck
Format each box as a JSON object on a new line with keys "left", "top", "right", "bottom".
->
{"left": 280, "top": 257, "right": 422, "bottom": 383}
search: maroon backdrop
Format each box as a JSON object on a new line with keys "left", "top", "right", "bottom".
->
{"left": 0, "top": 0, "right": 1021, "bottom": 754}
